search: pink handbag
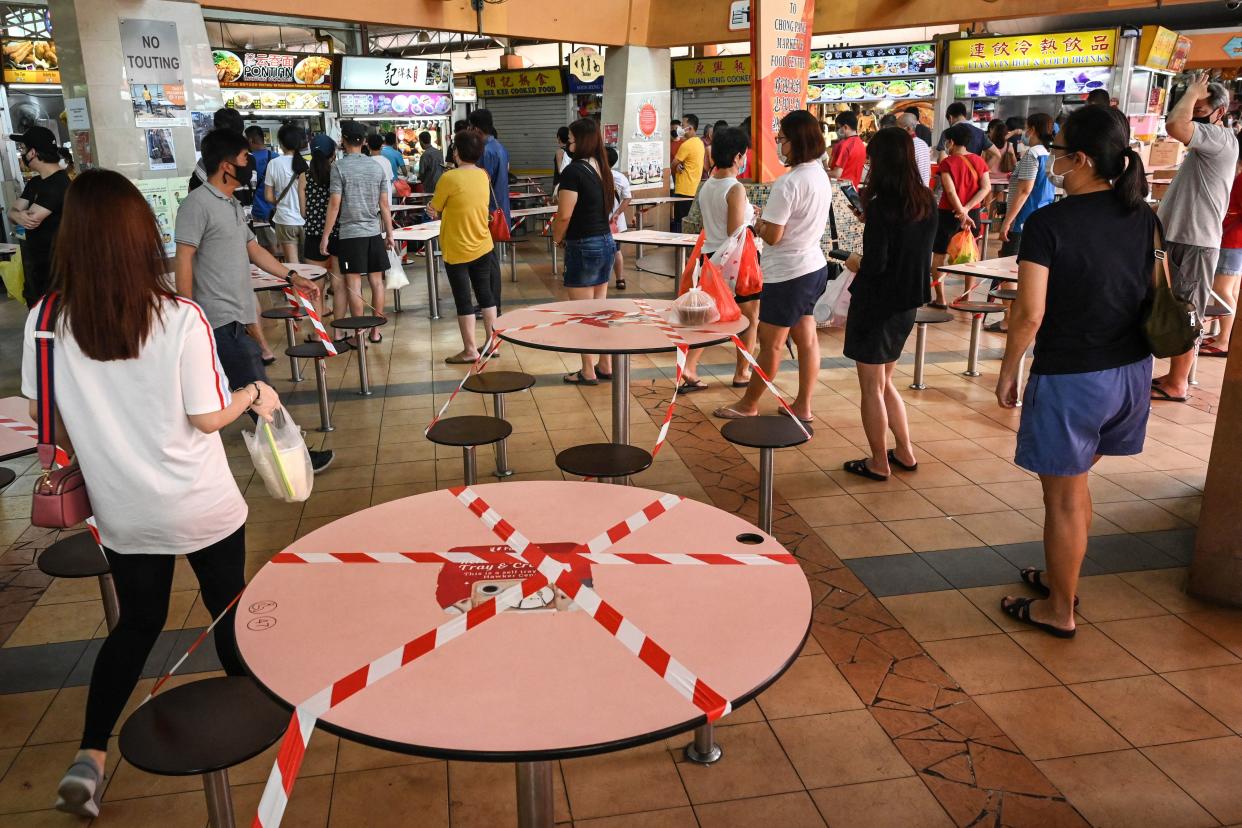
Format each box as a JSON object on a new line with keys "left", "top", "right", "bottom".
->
{"left": 30, "top": 293, "right": 92, "bottom": 529}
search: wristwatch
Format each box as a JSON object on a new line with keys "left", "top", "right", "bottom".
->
{"left": 286, "top": 269, "right": 298, "bottom": 283}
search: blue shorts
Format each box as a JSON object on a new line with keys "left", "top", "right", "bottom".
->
{"left": 563, "top": 234, "right": 616, "bottom": 288}
{"left": 1015, "top": 357, "right": 1153, "bottom": 477}
{"left": 1218, "top": 247, "right": 1242, "bottom": 277}
{"left": 758, "top": 266, "right": 830, "bottom": 328}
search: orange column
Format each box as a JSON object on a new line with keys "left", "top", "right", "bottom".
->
{"left": 1189, "top": 349, "right": 1242, "bottom": 606}
{"left": 750, "top": 0, "right": 815, "bottom": 183}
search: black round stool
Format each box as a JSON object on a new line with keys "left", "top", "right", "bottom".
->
{"left": 426, "top": 416, "right": 512, "bottom": 485}
{"left": 556, "top": 443, "right": 653, "bottom": 484}
{"left": 285, "top": 342, "right": 338, "bottom": 432}
{"left": 260, "top": 306, "right": 306, "bottom": 383}
{"left": 119, "top": 676, "right": 288, "bottom": 828}
{"left": 988, "top": 288, "right": 1017, "bottom": 302}
{"left": 463, "top": 371, "right": 536, "bottom": 477}
{"left": 0, "top": 466, "right": 15, "bottom": 490}
{"left": 721, "top": 416, "right": 812, "bottom": 533}
{"left": 909, "top": 307, "right": 952, "bottom": 391}
{"left": 37, "top": 532, "right": 119, "bottom": 632}
{"left": 948, "top": 301, "right": 1006, "bottom": 377}
{"left": 329, "top": 316, "right": 387, "bottom": 395}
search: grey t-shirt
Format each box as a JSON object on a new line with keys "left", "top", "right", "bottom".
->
{"left": 174, "top": 182, "right": 257, "bottom": 328}
{"left": 1158, "top": 122, "right": 1240, "bottom": 249}
{"left": 330, "top": 152, "right": 387, "bottom": 239}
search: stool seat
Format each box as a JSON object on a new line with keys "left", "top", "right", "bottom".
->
{"left": 721, "top": 416, "right": 812, "bottom": 450}
{"left": 950, "top": 301, "right": 1005, "bottom": 315}
{"left": 37, "top": 532, "right": 108, "bottom": 578}
{"left": 286, "top": 341, "right": 336, "bottom": 359}
{"left": 118, "top": 677, "right": 288, "bottom": 776}
{"left": 0, "top": 467, "right": 15, "bottom": 490}
{"left": 1206, "top": 304, "right": 1233, "bottom": 319}
{"left": 556, "top": 443, "right": 653, "bottom": 478}
{"left": 464, "top": 371, "right": 536, "bottom": 395}
{"left": 331, "top": 315, "right": 387, "bottom": 331}
{"left": 260, "top": 307, "right": 304, "bottom": 320}
{"left": 988, "top": 289, "right": 1018, "bottom": 301}
{"left": 427, "top": 415, "right": 512, "bottom": 447}
{"left": 915, "top": 308, "right": 952, "bottom": 324}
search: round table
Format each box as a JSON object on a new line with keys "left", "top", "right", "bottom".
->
{"left": 249, "top": 263, "right": 328, "bottom": 293}
{"left": 237, "top": 481, "right": 809, "bottom": 827}
{"left": 495, "top": 299, "right": 747, "bottom": 446}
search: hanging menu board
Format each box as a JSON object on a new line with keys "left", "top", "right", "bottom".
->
{"left": 339, "top": 57, "right": 451, "bottom": 92}
{"left": 808, "top": 77, "right": 936, "bottom": 104}
{"left": 213, "top": 50, "right": 334, "bottom": 89}
{"left": 808, "top": 42, "right": 936, "bottom": 82}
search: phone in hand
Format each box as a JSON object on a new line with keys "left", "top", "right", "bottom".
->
{"left": 837, "top": 181, "right": 864, "bottom": 217}
{"left": 828, "top": 249, "right": 853, "bottom": 262}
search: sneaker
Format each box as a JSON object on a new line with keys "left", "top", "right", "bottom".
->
{"left": 310, "top": 450, "right": 335, "bottom": 474}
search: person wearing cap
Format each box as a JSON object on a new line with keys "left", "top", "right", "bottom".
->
{"left": 8, "top": 126, "right": 70, "bottom": 307}
{"left": 320, "top": 120, "right": 394, "bottom": 345}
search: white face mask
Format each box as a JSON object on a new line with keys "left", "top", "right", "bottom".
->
{"left": 1047, "top": 153, "right": 1069, "bottom": 188}
{"left": 675, "top": 126, "right": 685, "bottom": 138}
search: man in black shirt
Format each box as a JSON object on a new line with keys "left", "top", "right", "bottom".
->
{"left": 7, "top": 126, "right": 70, "bottom": 307}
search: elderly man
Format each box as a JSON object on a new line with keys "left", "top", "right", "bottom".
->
{"left": 898, "top": 111, "right": 932, "bottom": 185}
{"left": 1152, "top": 73, "right": 1239, "bottom": 403}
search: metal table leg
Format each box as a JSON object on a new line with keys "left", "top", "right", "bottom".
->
{"left": 355, "top": 335, "right": 372, "bottom": 396}
{"left": 510, "top": 241, "right": 518, "bottom": 283}
{"left": 99, "top": 573, "right": 120, "bottom": 632}
{"left": 314, "top": 357, "right": 334, "bottom": 432}
{"left": 284, "top": 318, "right": 303, "bottom": 383}
{"left": 516, "top": 761, "right": 553, "bottom": 828}
{"left": 203, "top": 768, "right": 235, "bottom": 828}
{"left": 684, "top": 722, "right": 723, "bottom": 764}
{"left": 635, "top": 208, "right": 645, "bottom": 260}
{"left": 394, "top": 288, "right": 403, "bottom": 313}
{"left": 463, "top": 445, "right": 478, "bottom": 486}
{"left": 963, "top": 315, "right": 983, "bottom": 378}
{"left": 493, "top": 393, "right": 513, "bottom": 478}
{"left": 611, "top": 353, "right": 630, "bottom": 447}
{"left": 676, "top": 247, "right": 686, "bottom": 282}
{"left": 425, "top": 239, "right": 440, "bottom": 320}
{"left": 909, "top": 323, "right": 929, "bottom": 390}
{"left": 757, "top": 447, "right": 775, "bottom": 534}
{"left": 548, "top": 220, "right": 558, "bottom": 275}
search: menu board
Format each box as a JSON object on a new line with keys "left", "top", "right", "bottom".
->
{"left": 1168, "top": 36, "right": 1192, "bottom": 73}
{"left": 3, "top": 38, "right": 59, "bottom": 84}
{"left": 953, "top": 67, "right": 1110, "bottom": 97}
{"left": 339, "top": 57, "right": 451, "bottom": 92}
{"left": 808, "top": 43, "right": 935, "bottom": 81}
{"left": 339, "top": 92, "right": 452, "bottom": 117}
{"left": 220, "top": 89, "right": 332, "bottom": 112}
{"left": 808, "top": 77, "right": 936, "bottom": 103}
{"left": 214, "top": 50, "right": 334, "bottom": 89}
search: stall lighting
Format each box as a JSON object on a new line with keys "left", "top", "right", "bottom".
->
{"left": 246, "top": 108, "right": 325, "bottom": 115}
{"left": 8, "top": 83, "right": 61, "bottom": 90}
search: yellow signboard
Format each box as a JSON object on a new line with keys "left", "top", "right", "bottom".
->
{"left": 2, "top": 39, "right": 60, "bottom": 84}
{"left": 672, "top": 56, "right": 752, "bottom": 88}
{"left": 474, "top": 67, "right": 565, "bottom": 98}
{"left": 1138, "top": 26, "right": 1180, "bottom": 70}
{"left": 947, "top": 30, "right": 1117, "bottom": 73}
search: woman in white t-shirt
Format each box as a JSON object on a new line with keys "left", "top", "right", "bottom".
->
{"left": 264, "top": 123, "right": 308, "bottom": 264}
{"left": 716, "top": 111, "right": 832, "bottom": 424}
{"left": 26, "top": 170, "right": 280, "bottom": 820}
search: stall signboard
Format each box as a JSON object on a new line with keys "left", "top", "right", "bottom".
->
{"left": 213, "top": 50, "right": 334, "bottom": 89}
{"left": 808, "top": 42, "right": 935, "bottom": 81}
{"left": 947, "top": 30, "right": 1117, "bottom": 73}
{"left": 569, "top": 47, "right": 604, "bottom": 85}
{"left": 752, "top": 0, "right": 815, "bottom": 183}
{"left": 2, "top": 38, "right": 58, "bottom": 84}
{"left": 474, "top": 67, "right": 565, "bottom": 97}
{"left": 729, "top": 0, "right": 750, "bottom": 31}
{"left": 119, "top": 19, "right": 182, "bottom": 85}
{"left": 953, "top": 67, "right": 1110, "bottom": 97}
{"left": 340, "top": 57, "right": 451, "bottom": 92}
{"left": 339, "top": 92, "right": 453, "bottom": 117}
{"left": 1168, "top": 36, "right": 1192, "bottom": 73}
{"left": 1137, "top": 27, "right": 1180, "bottom": 71}
{"left": 809, "top": 77, "right": 936, "bottom": 104}
{"left": 672, "top": 56, "right": 751, "bottom": 88}
{"left": 221, "top": 89, "right": 332, "bottom": 112}
{"left": 455, "top": 86, "right": 478, "bottom": 103}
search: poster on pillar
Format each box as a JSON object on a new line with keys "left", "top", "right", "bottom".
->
{"left": 120, "top": 20, "right": 187, "bottom": 127}
{"left": 751, "top": 0, "right": 815, "bottom": 183}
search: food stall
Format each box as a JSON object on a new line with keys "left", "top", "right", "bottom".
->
{"left": 472, "top": 67, "right": 570, "bottom": 175}
{"left": 213, "top": 49, "right": 337, "bottom": 141}
{"left": 943, "top": 29, "right": 1119, "bottom": 125}
{"left": 671, "top": 56, "right": 753, "bottom": 128}
{"left": 807, "top": 41, "right": 937, "bottom": 137}
{"left": 338, "top": 56, "right": 453, "bottom": 171}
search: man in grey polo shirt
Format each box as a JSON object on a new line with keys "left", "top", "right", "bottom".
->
{"left": 175, "top": 128, "right": 334, "bottom": 473}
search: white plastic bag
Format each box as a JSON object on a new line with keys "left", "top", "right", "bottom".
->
{"left": 813, "top": 268, "right": 855, "bottom": 329}
{"left": 384, "top": 247, "right": 410, "bottom": 290}
{"left": 243, "top": 407, "right": 313, "bottom": 503}
{"left": 674, "top": 286, "right": 719, "bottom": 326}
{"left": 710, "top": 227, "right": 747, "bottom": 293}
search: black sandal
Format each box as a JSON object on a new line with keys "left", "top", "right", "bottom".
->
{"left": 679, "top": 377, "right": 708, "bottom": 393}
{"left": 616, "top": 278, "right": 627, "bottom": 290}
{"left": 1000, "top": 597, "right": 1076, "bottom": 639}
{"left": 1019, "top": 568, "right": 1080, "bottom": 607}
{"left": 563, "top": 371, "right": 598, "bottom": 386}
{"left": 844, "top": 459, "right": 888, "bottom": 481}
{"left": 887, "top": 449, "right": 917, "bottom": 472}
{"left": 596, "top": 370, "right": 613, "bottom": 381}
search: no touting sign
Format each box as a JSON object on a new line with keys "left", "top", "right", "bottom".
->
{"left": 119, "top": 19, "right": 182, "bottom": 85}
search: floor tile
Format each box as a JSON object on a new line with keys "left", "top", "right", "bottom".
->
{"left": 1117, "top": 569, "right": 1213, "bottom": 614}
{"left": 880, "top": 591, "right": 1001, "bottom": 642}
{"left": 676, "top": 721, "right": 804, "bottom": 804}
{"left": 230, "top": 774, "right": 331, "bottom": 828}
{"left": 0, "top": 689, "right": 54, "bottom": 748}
{"left": 852, "top": 491, "right": 943, "bottom": 522}
{"left": 1069, "top": 675, "right": 1231, "bottom": 747}
{"left": 0, "top": 740, "right": 120, "bottom": 815}
{"left": 1106, "top": 471, "right": 1201, "bottom": 500}
{"left": 756, "top": 655, "right": 864, "bottom": 719}
{"left": 575, "top": 807, "right": 698, "bottom": 827}
{"left": 3, "top": 602, "right": 103, "bottom": 649}
{"left": 562, "top": 742, "right": 689, "bottom": 819}
{"left": 843, "top": 555, "right": 952, "bottom": 598}
{"left": 93, "top": 789, "right": 208, "bottom": 826}
{"left": 1135, "top": 529, "right": 1197, "bottom": 564}
{"left": 951, "top": 458, "right": 1032, "bottom": 484}
{"left": 787, "top": 495, "right": 876, "bottom": 527}
{"left": 770, "top": 710, "right": 913, "bottom": 789}
{"left": 1143, "top": 736, "right": 1242, "bottom": 824}
{"left": 329, "top": 762, "right": 448, "bottom": 827}
{"left": 1178, "top": 609, "right": 1242, "bottom": 658}
{"left": 953, "top": 510, "right": 1044, "bottom": 546}
{"left": 974, "top": 686, "right": 1128, "bottom": 760}
{"left": 1095, "top": 615, "right": 1238, "bottom": 673}
{"left": 1084, "top": 534, "right": 1180, "bottom": 574}
{"left": 809, "top": 777, "right": 952, "bottom": 828}
{"left": 1092, "top": 500, "right": 1190, "bottom": 533}
{"left": 1073, "top": 575, "right": 1169, "bottom": 624}
{"left": 1037, "top": 749, "right": 1215, "bottom": 828}
{"left": 0, "top": 641, "right": 89, "bottom": 694}
{"left": 812, "top": 523, "right": 910, "bottom": 559}
{"left": 695, "top": 791, "right": 826, "bottom": 827}
{"left": 1010, "top": 625, "right": 1150, "bottom": 684}
{"left": 923, "top": 635, "right": 1058, "bottom": 695}
{"left": 917, "top": 485, "right": 1009, "bottom": 516}
{"left": 884, "top": 517, "right": 984, "bottom": 553}
{"left": 1161, "top": 664, "right": 1242, "bottom": 733}
{"left": 919, "top": 547, "right": 1022, "bottom": 589}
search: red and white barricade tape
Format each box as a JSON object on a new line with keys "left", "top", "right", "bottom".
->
{"left": 721, "top": 333, "right": 812, "bottom": 440}
{"left": 281, "top": 287, "right": 337, "bottom": 357}
{"left": 630, "top": 300, "right": 690, "bottom": 458}
{"left": 425, "top": 331, "right": 501, "bottom": 433}
{"left": 270, "top": 549, "right": 795, "bottom": 566}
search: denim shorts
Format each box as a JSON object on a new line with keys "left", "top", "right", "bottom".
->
{"left": 563, "top": 233, "right": 616, "bottom": 288}
{"left": 1218, "top": 247, "right": 1242, "bottom": 277}
{"left": 1015, "top": 357, "right": 1153, "bottom": 477}
{"left": 758, "top": 266, "right": 829, "bottom": 327}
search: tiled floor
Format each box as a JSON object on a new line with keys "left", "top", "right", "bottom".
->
{"left": 1, "top": 235, "right": 1239, "bottom": 826}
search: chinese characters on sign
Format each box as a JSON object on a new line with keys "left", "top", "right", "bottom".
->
{"left": 752, "top": 0, "right": 816, "bottom": 183}
{"left": 729, "top": 0, "right": 750, "bottom": 31}
{"left": 947, "top": 30, "right": 1117, "bottom": 73}
{"left": 339, "top": 57, "right": 451, "bottom": 92}
{"left": 671, "top": 56, "right": 752, "bottom": 88}
{"left": 474, "top": 68, "right": 566, "bottom": 97}
{"left": 214, "top": 50, "right": 334, "bottom": 89}
{"left": 808, "top": 42, "right": 936, "bottom": 80}
{"left": 1137, "top": 26, "right": 1180, "bottom": 70}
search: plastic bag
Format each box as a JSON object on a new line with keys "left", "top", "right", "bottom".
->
{"left": 678, "top": 255, "right": 740, "bottom": 323}
{"left": 674, "top": 287, "right": 719, "bottom": 326}
{"left": 243, "top": 408, "right": 313, "bottom": 503}
{"left": 385, "top": 247, "right": 410, "bottom": 290}
{"left": 946, "top": 229, "right": 979, "bottom": 265}
{"left": 814, "top": 268, "right": 855, "bottom": 328}
{"left": 677, "top": 231, "right": 707, "bottom": 291}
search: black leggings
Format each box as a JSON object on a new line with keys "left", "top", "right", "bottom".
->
{"left": 80, "top": 525, "right": 247, "bottom": 751}
{"left": 445, "top": 250, "right": 499, "bottom": 316}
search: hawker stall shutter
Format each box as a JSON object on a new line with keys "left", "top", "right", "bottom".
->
{"left": 481, "top": 96, "right": 571, "bottom": 176}
{"left": 676, "top": 86, "right": 751, "bottom": 130}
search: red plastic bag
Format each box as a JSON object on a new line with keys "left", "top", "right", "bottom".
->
{"left": 677, "top": 231, "right": 706, "bottom": 294}
{"left": 946, "top": 229, "right": 978, "bottom": 265}
{"left": 682, "top": 256, "right": 740, "bottom": 323}
{"left": 734, "top": 229, "right": 763, "bottom": 297}
{"left": 489, "top": 209, "right": 511, "bottom": 242}
{"left": 393, "top": 178, "right": 412, "bottom": 198}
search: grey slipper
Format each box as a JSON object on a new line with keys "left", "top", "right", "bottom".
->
{"left": 56, "top": 759, "right": 103, "bottom": 818}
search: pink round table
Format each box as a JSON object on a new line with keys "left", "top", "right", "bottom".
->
{"left": 249, "top": 263, "right": 327, "bottom": 293}
{"left": 236, "top": 481, "right": 809, "bottom": 827}
{"left": 495, "top": 299, "right": 747, "bottom": 445}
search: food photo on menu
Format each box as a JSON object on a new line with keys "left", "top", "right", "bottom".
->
{"left": 3, "top": 38, "right": 57, "bottom": 76}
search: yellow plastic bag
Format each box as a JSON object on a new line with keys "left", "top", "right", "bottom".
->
{"left": 946, "top": 229, "right": 979, "bottom": 266}
{"left": 1, "top": 248, "right": 24, "bottom": 302}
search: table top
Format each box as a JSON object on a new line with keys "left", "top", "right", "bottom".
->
{"left": 236, "top": 481, "right": 810, "bottom": 761}
{"left": 0, "top": 396, "right": 37, "bottom": 460}
{"left": 389, "top": 203, "right": 425, "bottom": 212}
{"left": 632, "top": 196, "right": 692, "bottom": 207}
{"left": 936, "top": 255, "right": 1018, "bottom": 282}
{"left": 393, "top": 221, "right": 441, "bottom": 242}
{"left": 250, "top": 263, "right": 328, "bottom": 292}
{"left": 497, "top": 298, "right": 748, "bottom": 355}
{"left": 511, "top": 205, "right": 557, "bottom": 218}
{"left": 612, "top": 230, "right": 699, "bottom": 248}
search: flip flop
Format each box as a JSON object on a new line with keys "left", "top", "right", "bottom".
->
{"left": 1199, "top": 344, "right": 1229, "bottom": 357}
{"left": 563, "top": 371, "right": 598, "bottom": 386}
{"left": 713, "top": 406, "right": 756, "bottom": 420}
{"left": 844, "top": 458, "right": 888, "bottom": 481}
{"left": 596, "top": 370, "right": 613, "bottom": 381}
{"left": 445, "top": 352, "right": 481, "bottom": 365}
{"left": 777, "top": 407, "right": 814, "bottom": 425}
{"left": 1150, "top": 385, "right": 1188, "bottom": 403}
{"left": 369, "top": 332, "right": 383, "bottom": 344}
{"left": 616, "top": 279, "right": 627, "bottom": 290}
{"left": 261, "top": 356, "right": 277, "bottom": 366}
{"left": 679, "top": 378, "right": 709, "bottom": 393}
{"left": 1019, "top": 568, "right": 1080, "bottom": 607}
{"left": 732, "top": 378, "right": 751, "bottom": 388}
{"left": 1000, "top": 596, "right": 1076, "bottom": 639}
{"left": 887, "top": 449, "right": 918, "bottom": 472}
{"left": 927, "top": 302, "right": 947, "bottom": 309}
{"left": 984, "top": 321, "right": 1008, "bottom": 333}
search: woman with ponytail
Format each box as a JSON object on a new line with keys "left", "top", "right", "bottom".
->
{"left": 997, "top": 113, "right": 1056, "bottom": 258}
{"left": 994, "top": 104, "right": 1155, "bottom": 639}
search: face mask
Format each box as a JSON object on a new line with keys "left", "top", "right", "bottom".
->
{"left": 676, "top": 126, "right": 685, "bottom": 138}
{"left": 776, "top": 145, "right": 788, "bottom": 165}
{"left": 1192, "top": 114, "right": 1214, "bottom": 125}
{"left": 1047, "top": 154, "right": 1068, "bottom": 188}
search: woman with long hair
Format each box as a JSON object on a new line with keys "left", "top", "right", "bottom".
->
{"left": 998, "top": 113, "right": 1056, "bottom": 257}
{"left": 997, "top": 105, "right": 1155, "bottom": 638}
{"left": 25, "top": 170, "right": 279, "bottom": 817}
{"left": 302, "top": 134, "right": 344, "bottom": 335}
{"left": 841, "top": 127, "right": 937, "bottom": 480}
{"left": 715, "top": 110, "right": 833, "bottom": 423}
{"left": 552, "top": 118, "right": 618, "bottom": 384}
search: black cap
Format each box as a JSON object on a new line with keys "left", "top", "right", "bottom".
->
{"left": 10, "top": 125, "right": 57, "bottom": 153}
{"left": 339, "top": 120, "right": 367, "bottom": 142}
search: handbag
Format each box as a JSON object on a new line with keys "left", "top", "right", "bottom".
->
{"left": 1143, "top": 222, "right": 1201, "bottom": 359}
{"left": 30, "top": 293, "right": 93, "bottom": 529}
{"left": 825, "top": 205, "right": 843, "bottom": 281}
{"left": 393, "top": 177, "right": 412, "bottom": 198}
{"left": 487, "top": 179, "right": 511, "bottom": 242}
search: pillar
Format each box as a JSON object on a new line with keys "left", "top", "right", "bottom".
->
{"left": 602, "top": 46, "right": 671, "bottom": 195}
{"left": 1188, "top": 349, "right": 1242, "bottom": 606}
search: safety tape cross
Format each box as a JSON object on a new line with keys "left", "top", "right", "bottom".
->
{"left": 280, "top": 287, "right": 338, "bottom": 357}
{"left": 270, "top": 549, "right": 796, "bottom": 566}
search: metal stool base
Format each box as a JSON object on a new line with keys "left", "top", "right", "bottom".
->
{"left": 684, "top": 724, "right": 723, "bottom": 765}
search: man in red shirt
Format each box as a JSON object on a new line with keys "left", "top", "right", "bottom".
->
{"left": 827, "top": 111, "right": 865, "bottom": 187}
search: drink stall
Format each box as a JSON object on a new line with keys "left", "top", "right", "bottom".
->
{"left": 807, "top": 41, "right": 938, "bottom": 135}
{"left": 213, "top": 49, "right": 337, "bottom": 141}
{"left": 338, "top": 56, "right": 453, "bottom": 171}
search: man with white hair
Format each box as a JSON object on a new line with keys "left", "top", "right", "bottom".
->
{"left": 898, "top": 111, "right": 932, "bottom": 185}
{"left": 1152, "top": 73, "right": 1239, "bottom": 402}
